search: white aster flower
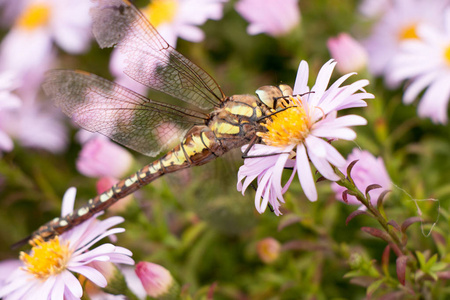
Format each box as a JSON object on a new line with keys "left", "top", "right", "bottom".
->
{"left": 0, "top": 0, "right": 93, "bottom": 77}
{"left": 388, "top": 9, "right": 450, "bottom": 124}
{"left": 0, "top": 100, "right": 68, "bottom": 153}
{"left": 0, "top": 187, "right": 134, "bottom": 300}
{"left": 0, "top": 71, "right": 21, "bottom": 152}
{"left": 237, "top": 60, "right": 373, "bottom": 214}
{"left": 363, "top": 0, "right": 449, "bottom": 86}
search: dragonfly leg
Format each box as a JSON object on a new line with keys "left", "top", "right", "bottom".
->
{"left": 241, "top": 135, "right": 259, "bottom": 158}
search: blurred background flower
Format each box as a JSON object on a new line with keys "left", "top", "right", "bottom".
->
{"left": 257, "top": 237, "right": 281, "bottom": 264}
{"left": 0, "top": 71, "right": 21, "bottom": 153}
{"left": 363, "top": 0, "right": 449, "bottom": 86}
{"left": 358, "top": 0, "right": 391, "bottom": 18}
{"left": 0, "top": 0, "right": 93, "bottom": 79}
{"left": 388, "top": 9, "right": 450, "bottom": 124}
{"left": 331, "top": 148, "right": 392, "bottom": 206}
{"left": 110, "top": 0, "right": 227, "bottom": 92}
{"left": 77, "top": 136, "right": 133, "bottom": 179}
{"left": 235, "top": 0, "right": 300, "bottom": 37}
{"left": 327, "top": 33, "right": 368, "bottom": 74}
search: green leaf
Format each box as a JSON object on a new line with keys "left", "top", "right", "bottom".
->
{"left": 367, "top": 279, "right": 385, "bottom": 296}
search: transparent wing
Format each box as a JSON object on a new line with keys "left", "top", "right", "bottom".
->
{"left": 90, "top": 0, "right": 225, "bottom": 111}
{"left": 43, "top": 70, "right": 208, "bottom": 157}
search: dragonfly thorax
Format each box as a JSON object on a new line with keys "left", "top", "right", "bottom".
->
{"left": 207, "top": 94, "right": 270, "bottom": 148}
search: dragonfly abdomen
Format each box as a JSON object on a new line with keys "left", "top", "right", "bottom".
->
{"left": 32, "top": 126, "right": 221, "bottom": 241}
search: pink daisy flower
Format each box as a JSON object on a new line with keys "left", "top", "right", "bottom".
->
{"left": 388, "top": 9, "right": 450, "bottom": 124}
{"left": 331, "top": 148, "right": 391, "bottom": 206}
{"left": 237, "top": 60, "right": 373, "bottom": 215}
{"left": 0, "top": 187, "right": 134, "bottom": 300}
{"left": 235, "top": 0, "right": 300, "bottom": 37}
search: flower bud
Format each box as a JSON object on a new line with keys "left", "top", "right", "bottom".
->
{"left": 257, "top": 237, "right": 281, "bottom": 264}
{"left": 327, "top": 33, "right": 368, "bottom": 74}
{"left": 135, "top": 261, "right": 179, "bottom": 299}
{"left": 77, "top": 137, "right": 133, "bottom": 178}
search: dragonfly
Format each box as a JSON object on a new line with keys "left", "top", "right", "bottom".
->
{"left": 30, "top": 0, "right": 295, "bottom": 242}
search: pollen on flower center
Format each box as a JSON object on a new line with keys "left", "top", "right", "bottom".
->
{"left": 399, "top": 24, "right": 419, "bottom": 40}
{"left": 20, "top": 236, "right": 71, "bottom": 279}
{"left": 258, "top": 96, "right": 310, "bottom": 147}
{"left": 444, "top": 45, "right": 450, "bottom": 66}
{"left": 16, "top": 4, "right": 51, "bottom": 30}
{"left": 143, "top": 0, "right": 178, "bottom": 28}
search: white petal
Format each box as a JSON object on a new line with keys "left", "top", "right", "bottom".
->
{"left": 403, "top": 72, "right": 437, "bottom": 104}
{"left": 311, "top": 59, "right": 336, "bottom": 106}
{"left": 60, "top": 271, "right": 83, "bottom": 298}
{"left": 82, "top": 226, "right": 125, "bottom": 251}
{"left": 293, "top": 61, "right": 310, "bottom": 95}
{"left": 61, "top": 187, "right": 77, "bottom": 216}
{"left": 314, "top": 127, "right": 357, "bottom": 140}
{"left": 296, "top": 144, "right": 317, "bottom": 201}
{"left": 305, "top": 138, "right": 340, "bottom": 181}
{"left": 255, "top": 172, "right": 272, "bottom": 213}
{"left": 68, "top": 266, "right": 107, "bottom": 287}
{"left": 418, "top": 77, "right": 450, "bottom": 124}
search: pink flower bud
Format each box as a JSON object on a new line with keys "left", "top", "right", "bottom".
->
{"left": 135, "top": 262, "right": 175, "bottom": 298}
{"left": 327, "top": 33, "right": 368, "bottom": 74}
{"left": 257, "top": 237, "right": 281, "bottom": 264}
{"left": 77, "top": 137, "right": 133, "bottom": 178}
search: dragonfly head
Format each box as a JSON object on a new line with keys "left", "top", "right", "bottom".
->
{"left": 255, "top": 84, "right": 293, "bottom": 110}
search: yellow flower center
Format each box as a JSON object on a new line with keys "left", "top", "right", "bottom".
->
{"left": 444, "top": 45, "right": 450, "bottom": 66}
{"left": 399, "top": 24, "right": 419, "bottom": 40}
{"left": 142, "top": 0, "right": 178, "bottom": 28}
{"left": 20, "top": 236, "right": 71, "bottom": 279}
{"left": 16, "top": 3, "right": 51, "bottom": 30}
{"left": 258, "top": 96, "right": 311, "bottom": 147}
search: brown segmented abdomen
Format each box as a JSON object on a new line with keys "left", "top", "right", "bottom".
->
{"left": 32, "top": 125, "right": 222, "bottom": 241}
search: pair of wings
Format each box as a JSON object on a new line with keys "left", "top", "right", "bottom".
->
{"left": 43, "top": 0, "right": 225, "bottom": 157}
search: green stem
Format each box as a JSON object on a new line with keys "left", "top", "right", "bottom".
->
{"left": 334, "top": 168, "right": 407, "bottom": 255}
